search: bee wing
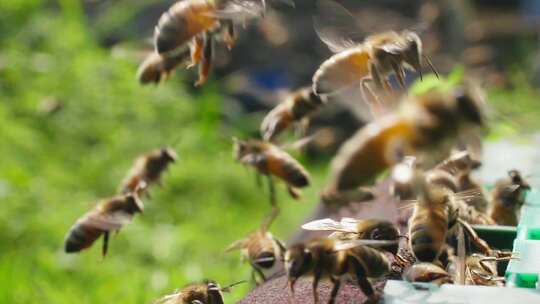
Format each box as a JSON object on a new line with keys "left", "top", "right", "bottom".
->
{"left": 210, "top": 0, "right": 265, "bottom": 21}
{"left": 333, "top": 239, "right": 399, "bottom": 251}
{"left": 313, "top": 0, "right": 363, "bottom": 53}
{"left": 81, "top": 210, "right": 133, "bottom": 231}
{"left": 452, "top": 188, "right": 486, "bottom": 204}
{"left": 301, "top": 218, "right": 358, "bottom": 233}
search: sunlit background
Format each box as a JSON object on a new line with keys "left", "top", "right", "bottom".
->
{"left": 1, "top": 0, "right": 540, "bottom": 303}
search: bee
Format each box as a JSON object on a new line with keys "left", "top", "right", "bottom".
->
{"left": 436, "top": 150, "right": 489, "bottom": 212}
{"left": 464, "top": 254, "right": 511, "bottom": 286}
{"left": 408, "top": 176, "right": 452, "bottom": 263}
{"left": 150, "top": 0, "right": 266, "bottom": 86}
{"left": 233, "top": 138, "right": 310, "bottom": 205}
{"left": 119, "top": 147, "right": 177, "bottom": 196}
{"left": 301, "top": 217, "right": 401, "bottom": 255}
{"left": 153, "top": 280, "right": 245, "bottom": 304}
{"left": 311, "top": 0, "right": 438, "bottom": 100}
{"left": 260, "top": 87, "right": 326, "bottom": 141}
{"left": 489, "top": 170, "right": 531, "bottom": 226}
{"left": 225, "top": 209, "right": 285, "bottom": 283}
{"left": 322, "top": 85, "right": 485, "bottom": 202}
{"left": 64, "top": 193, "right": 144, "bottom": 257}
{"left": 406, "top": 165, "right": 497, "bottom": 263}
{"left": 403, "top": 262, "right": 453, "bottom": 285}
{"left": 285, "top": 237, "right": 392, "bottom": 304}
{"left": 390, "top": 156, "right": 418, "bottom": 200}
{"left": 137, "top": 50, "right": 191, "bottom": 85}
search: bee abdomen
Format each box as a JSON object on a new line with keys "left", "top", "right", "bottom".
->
{"left": 290, "top": 91, "right": 323, "bottom": 120}
{"left": 64, "top": 223, "right": 103, "bottom": 253}
{"left": 154, "top": 0, "right": 216, "bottom": 55}
{"left": 282, "top": 162, "right": 310, "bottom": 187}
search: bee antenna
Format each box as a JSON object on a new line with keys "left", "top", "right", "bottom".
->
{"left": 423, "top": 55, "right": 439, "bottom": 79}
{"left": 220, "top": 280, "right": 247, "bottom": 292}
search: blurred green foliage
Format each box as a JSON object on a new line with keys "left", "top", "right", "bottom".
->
{"left": 0, "top": 1, "right": 322, "bottom": 303}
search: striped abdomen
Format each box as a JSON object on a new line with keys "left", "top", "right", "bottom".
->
{"left": 154, "top": 0, "right": 218, "bottom": 56}
{"left": 348, "top": 245, "right": 390, "bottom": 278}
{"left": 64, "top": 222, "right": 104, "bottom": 253}
{"left": 265, "top": 151, "right": 310, "bottom": 188}
{"left": 409, "top": 203, "right": 448, "bottom": 262}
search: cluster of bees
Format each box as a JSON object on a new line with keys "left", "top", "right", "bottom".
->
{"left": 63, "top": 0, "right": 532, "bottom": 303}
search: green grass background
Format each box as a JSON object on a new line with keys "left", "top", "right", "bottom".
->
{"left": 2, "top": 1, "right": 540, "bottom": 303}
{"left": 0, "top": 1, "right": 325, "bottom": 302}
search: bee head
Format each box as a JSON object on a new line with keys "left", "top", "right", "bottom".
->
{"left": 402, "top": 31, "right": 422, "bottom": 73}
{"left": 509, "top": 169, "right": 530, "bottom": 190}
{"left": 232, "top": 137, "right": 247, "bottom": 159}
{"left": 205, "top": 280, "right": 225, "bottom": 304}
{"left": 453, "top": 86, "right": 485, "bottom": 126}
{"left": 161, "top": 147, "right": 178, "bottom": 163}
{"left": 125, "top": 193, "right": 144, "bottom": 214}
{"left": 284, "top": 243, "right": 312, "bottom": 290}
{"left": 254, "top": 251, "right": 276, "bottom": 269}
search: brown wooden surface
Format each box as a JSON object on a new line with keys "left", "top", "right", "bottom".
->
{"left": 240, "top": 180, "right": 412, "bottom": 303}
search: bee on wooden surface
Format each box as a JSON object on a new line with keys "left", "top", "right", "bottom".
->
{"left": 153, "top": 280, "right": 245, "bottom": 304}
{"left": 322, "top": 85, "right": 485, "bottom": 203}
{"left": 225, "top": 209, "right": 285, "bottom": 283}
{"left": 285, "top": 237, "right": 393, "bottom": 304}
{"left": 233, "top": 138, "right": 310, "bottom": 206}
{"left": 119, "top": 147, "right": 177, "bottom": 196}
{"left": 64, "top": 193, "right": 144, "bottom": 257}
{"left": 489, "top": 170, "right": 531, "bottom": 226}
{"left": 260, "top": 87, "right": 326, "bottom": 141}
{"left": 311, "top": 0, "right": 438, "bottom": 101}
{"left": 403, "top": 262, "right": 453, "bottom": 285}
{"left": 301, "top": 217, "right": 401, "bottom": 255}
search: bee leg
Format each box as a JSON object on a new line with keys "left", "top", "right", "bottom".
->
{"left": 188, "top": 34, "right": 204, "bottom": 69}
{"left": 102, "top": 231, "right": 110, "bottom": 258}
{"left": 287, "top": 186, "right": 302, "bottom": 200}
{"left": 223, "top": 20, "right": 236, "bottom": 50}
{"left": 423, "top": 55, "right": 439, "bottom": 79}
{"left": 194, "top": 32, "right": 214, "bottom": 87}
{"left": 294, "top": 118, "right": 310, "bottom": 138}
{"left": 312, "top": 270, "right": 322, "bottom": 304}
{"left": 391, "top": 60, "right": 407, "bottom": 90}
{"left": 328, "top": 278, "right": 341, "bottom": 304}
{"left": 267, "top": 176, "right": 276, "bottom": 207}
{"left": 255, "top": 172, "right": 262, "bottom": 188}
{"left": 457, "top": 219, "right": 491, "bottom": 255}
{"left": 360, "top": 78, "right": 382, "bottom": 117}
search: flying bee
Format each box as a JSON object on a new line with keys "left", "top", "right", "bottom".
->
{"left": 150, "top": 0, "right": 270, "bottom": 86}
{"left": 403, "top": 262, "right": 453, "bottom": 285}
{"left": 64, "top": 193, "right": 144, "bottom": 257}
{"left": 301, "top": 217, "right": 401, "bottom": 255}
{"left": 153, "top": 280, "right": 245, "bottom": 304}
{"left": 321, "top": 85, "right": 485, "bottom": 202}
{"left": 311, "top": 0, "right": 438, "bottom": 102}
{"left": 260, "top": 87, "right": 326, "bottom": 141}
{"left": 119, "top": 147, "right": 177, "bottom": 196}
{"left": 285, "top": 238, "right": 393, "bottom": 304}
{"left": 225, "top": 209, "right": 285, "bottom": 283}
{"left": 489, "top": 170, "right": 531, "bottom": 226}
{"left": 233, "top": 138, "right": 310, "bottom": 206}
